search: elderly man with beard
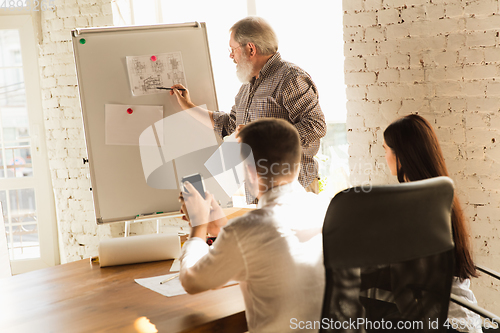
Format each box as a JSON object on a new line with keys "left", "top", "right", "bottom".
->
{"left": 170, "top": 16, "right": 326, "bottom": 194}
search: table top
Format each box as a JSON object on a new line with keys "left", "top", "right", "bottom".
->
{"left": 0, "top": 259, "right": 247, "bottom": 333}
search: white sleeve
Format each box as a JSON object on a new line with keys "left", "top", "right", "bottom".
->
{"left": 179, "top": 227, "right": 246, "bottom": 294}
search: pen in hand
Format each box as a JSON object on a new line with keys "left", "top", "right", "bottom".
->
{"left": 156, "top": 87, "right": 186, "bottom": 91}
{"left": 160, "top": 273, "right": 179, "bottom": 285}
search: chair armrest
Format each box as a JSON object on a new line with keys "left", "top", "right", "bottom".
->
{"left": 449, "top": 294, "right": 500, "bottom": 324}
{"left": 476, "top": 264, "right": 500, "bottom": 280}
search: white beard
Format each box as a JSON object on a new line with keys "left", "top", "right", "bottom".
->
{"left": 236, "top": 55, "right": 254, "bottom": 83}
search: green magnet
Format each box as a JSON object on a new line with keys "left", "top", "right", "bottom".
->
{"left": 79, "top": 38, "right": 86, "bottom": 45}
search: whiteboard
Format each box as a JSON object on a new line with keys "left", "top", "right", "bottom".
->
{"left": 72, "top": 23, "right": 230, "bottom": 224}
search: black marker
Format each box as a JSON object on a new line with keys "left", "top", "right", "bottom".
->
{"left": 156, "top": 87, "right": 186, "bottom": 91}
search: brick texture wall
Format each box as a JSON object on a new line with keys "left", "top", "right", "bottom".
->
{"left": 38, "top": 0, "right": 114, "bottom": 262}
{"left": 344, "top": 0, "right": 500, "bottom": 313}
{"left": 38, "top": 0, "right": 189, "bottom": 264}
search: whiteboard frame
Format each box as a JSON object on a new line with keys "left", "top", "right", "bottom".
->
{"left": 72, "top": 22, "right": 220, "bottom": 224}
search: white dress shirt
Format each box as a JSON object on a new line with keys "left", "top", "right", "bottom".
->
{"left": 180, "top": 181, "right": 329, "bottom": 333}
{"left": 448, "top": 278, "right": 483, "bottom": 333}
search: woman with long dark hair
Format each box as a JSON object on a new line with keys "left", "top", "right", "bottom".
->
{"left": 383, "top": 114, "right": 482, "bottom": 333}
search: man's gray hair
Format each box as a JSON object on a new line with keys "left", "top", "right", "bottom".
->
{"left": 230, "top": 17, "right": 278, "bottom": 56}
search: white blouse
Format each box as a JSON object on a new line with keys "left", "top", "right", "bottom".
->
{"left": 448, "top": 277, "right": 483, "bottom": 333}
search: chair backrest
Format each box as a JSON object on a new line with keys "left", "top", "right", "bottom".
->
{"left": 321, "top": 177, "right": 455, "bottom": 333}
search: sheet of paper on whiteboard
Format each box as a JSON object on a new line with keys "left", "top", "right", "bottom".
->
{"left": 105, "top": 104, "right": 163, "bottom": 146}
{"left": 126, "top": 52, "right": 187, "bottom": 96}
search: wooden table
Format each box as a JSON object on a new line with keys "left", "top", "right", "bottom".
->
{"left": 0, "top": 259, "right": 247, "bottom": 333}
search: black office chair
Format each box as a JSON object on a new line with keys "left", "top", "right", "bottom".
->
{"left": 321, "top": 177, "right": 456, "bottom": 333}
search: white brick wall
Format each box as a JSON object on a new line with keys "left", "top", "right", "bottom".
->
{"left": 38, "top": 0, "right": 190, "bottom": 264}
{"left": 344, "top": 0, "right": 500, "bottom": 313}
{"left": 38, "top": 0, "right": 114, "bottom": 263}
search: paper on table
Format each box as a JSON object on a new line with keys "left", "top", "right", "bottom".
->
{"left": 135, "top": 273, "right": 186, "bottom": 297}
{"left": 105, "top": 104, "right": 163, "bottom": 146}
{"left": 135, "top": 273, "right": 238, "bottom": 297}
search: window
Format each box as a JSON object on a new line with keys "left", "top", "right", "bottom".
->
{"left": 0, "top": 15, "right": 58, "bottom": 274}
{"left": 253, "top": 0, "right": 348, "bottom": 196}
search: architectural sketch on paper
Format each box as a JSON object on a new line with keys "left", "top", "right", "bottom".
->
{"left": 126, "top": 52, "right": 187, "bottom": 96}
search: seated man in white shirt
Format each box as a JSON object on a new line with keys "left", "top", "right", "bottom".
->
{"left": 179, "top": 118, "right": 328, "bottom": 333}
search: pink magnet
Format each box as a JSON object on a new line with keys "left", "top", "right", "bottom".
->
{"left": 151, "top": 55, "right": 157, "bottom": 61}
{"left": 127, "top": 108, "right": 133, "bottom": 114}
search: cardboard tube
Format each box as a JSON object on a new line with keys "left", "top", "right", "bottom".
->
{"left": 98, "top": 233, "right": 180, "bottom": 267}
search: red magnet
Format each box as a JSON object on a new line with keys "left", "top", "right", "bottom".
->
{"left": 151, "top": 55, "right": 157, "bottom": 61}
{"left": 127, "top": 108, "right": 133, "bottom": 114}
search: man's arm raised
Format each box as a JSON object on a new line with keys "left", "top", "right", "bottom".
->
{"left": 170, "top": 84, "right": 215, "bottom": 128}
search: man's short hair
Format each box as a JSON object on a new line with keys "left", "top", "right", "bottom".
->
{"left": 238, "top": 119, "right": 301, "bottom": 179}
{"left": 230, "top": 16, "right": 278, "bottom": 56}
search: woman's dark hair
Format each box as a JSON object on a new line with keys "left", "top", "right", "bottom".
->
{"left": 384, "top": 114, "right": 478, "bottom": 280}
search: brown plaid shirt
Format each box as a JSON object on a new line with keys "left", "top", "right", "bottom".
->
{"left": 212, "top": 52, "right": 327, "bottom": 190}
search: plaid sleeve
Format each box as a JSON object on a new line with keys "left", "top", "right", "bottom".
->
{"left": 281, "top": 72, "right": 327, "bottom": 146}
{"left": 212, "top": 107, "right": 237, "bottom": 139}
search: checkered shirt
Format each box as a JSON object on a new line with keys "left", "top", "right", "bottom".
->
{"left": 212, "top": 52, "right": 327, "bottom": 192}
